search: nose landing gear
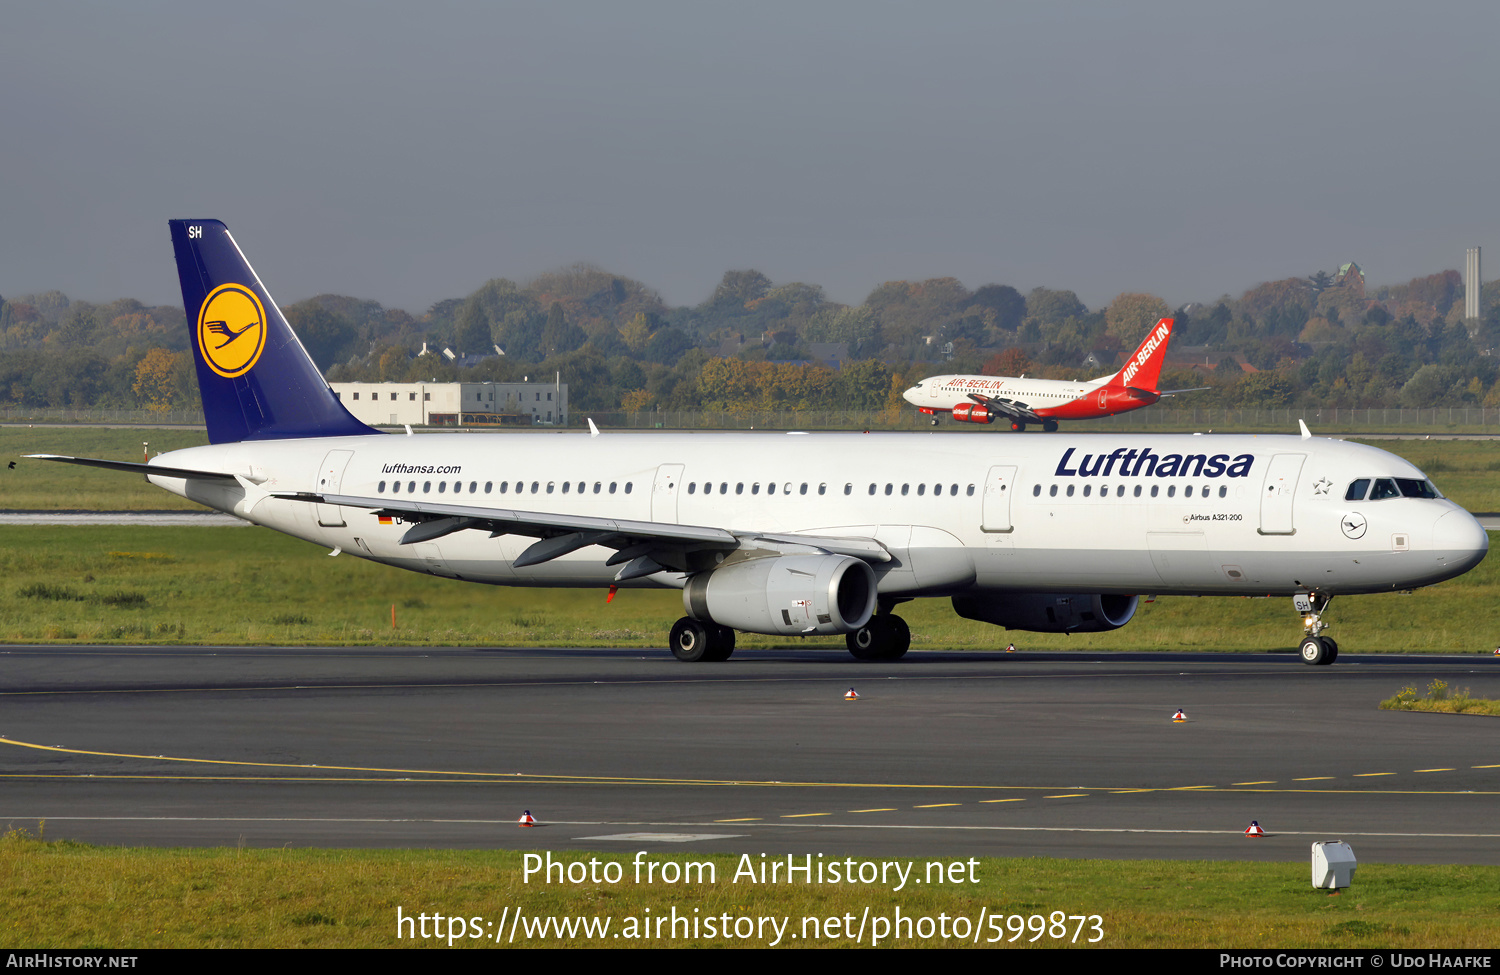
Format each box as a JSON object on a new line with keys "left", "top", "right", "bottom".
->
{"left": 1294, "top": 592, "right": 1338, "bottom": 665}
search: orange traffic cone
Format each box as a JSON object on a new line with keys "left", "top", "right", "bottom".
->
{"left": 518, "top": 810, "right": 538, "bottom": 827}
{"left": 1244, "top": 821, "right": 1264, "bottom": 837}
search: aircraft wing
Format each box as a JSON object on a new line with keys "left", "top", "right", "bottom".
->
{"left": 273, "top": 490, "right": 892, "bottom": 580}
{"left": 966, "top": 393, "right": 1042, "bottom": 422}
{"left": 25, "top": 454, "right": 241, "bottom": 482}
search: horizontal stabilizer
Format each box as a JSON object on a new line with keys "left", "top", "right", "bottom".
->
{"left": 25, "top": 454, "right": 239, "bottom": 482}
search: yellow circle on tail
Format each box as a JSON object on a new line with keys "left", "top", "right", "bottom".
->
{"left": 196, "top": 284, "right": 267, "bottom": 378}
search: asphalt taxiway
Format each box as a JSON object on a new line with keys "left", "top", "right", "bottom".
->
{"left": 1, "top": 646, "right": 1497, "bottom": 863}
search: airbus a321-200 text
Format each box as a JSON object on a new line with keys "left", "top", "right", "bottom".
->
{"left": 28, "top": 221, "right": 1488, "bottom": 665}
{"left": 904, "top": 318, "right": 1202, "bottom": 431}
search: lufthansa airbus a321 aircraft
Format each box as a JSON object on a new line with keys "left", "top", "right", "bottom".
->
{"left": 29, "top": 222, "right": 1489, "bottom": 665}
{"left": 904, "top": 318, "right": 1202, "bottom": 431}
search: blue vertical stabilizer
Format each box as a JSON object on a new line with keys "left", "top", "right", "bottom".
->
{"left": 170, "top": 219, "right": 376, "bottom": 444}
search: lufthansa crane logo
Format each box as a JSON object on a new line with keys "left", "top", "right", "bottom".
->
{"left": 196, "top": 283, "right": 267, "bottom": 378}
{"left": 1340, "top": 512, "right": 1368, "bottom": 540}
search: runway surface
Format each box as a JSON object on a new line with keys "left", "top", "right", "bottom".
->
{"left": 1, "top": 645, "right": 1497, "bottom": 864}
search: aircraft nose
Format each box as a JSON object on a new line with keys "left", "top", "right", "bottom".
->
{"left": 1432, "top": 509, "right": 1489, "bottom": 574}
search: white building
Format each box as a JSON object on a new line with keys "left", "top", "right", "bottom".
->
{"left": 330, "top": 381, "right": 568, "bottom": 427}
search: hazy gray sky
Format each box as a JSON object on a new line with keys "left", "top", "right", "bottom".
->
{"left": 2, "top": 1, "right": 1495, "bottom": 314}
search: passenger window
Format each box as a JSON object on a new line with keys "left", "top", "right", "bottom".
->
{"left": 593, "top": 482, "right": 601, "bottom": 493}
{"left": 625, "top": 483, "right": 632, "bottom": 494}
{"left": 609, "top": 482, "right": 617, "bottom": 494}
{"left": 1150, "top": 485, "right": 1158, "bottom": 498}
{"left": 966, "top": 485, "right": 975, "bottom": 496}
{"left": 868, "top": 484, "right": 876, "bottom": 495}
{"left": 1167, "top": 485, "right": 1176, "bottom": 497}
{"left": 485, "top": 481, "right": 493, "bottom": 493}
{"left": 561, "top": 482, "right": 569, "bottom": 493}
{"left": 1218, "top": 486, "right": 1226, "bottom": 498}
{"left": 378, "top": 481, "right": 386, "bottom": 493}
{"left": 1184, "top": 486, "right": 1192, "bottom": 498}
{"left": 546, "top": 482, "right": 554, "bottom": 494}
{"left": 1370, "top": 478, "right": 1400, "bottom": 500}
{"left": 917, "top": 483, "right": 926, "bottom": 496}
{"left": 1133, "top": 485, "right": 1141, "bottom": 497}
{"left": 766, "top": 483, "right": 775, "bottom": 495}
{"left": 391, "top": 481, "right": 400, "bottom": 494}
{"left": 407, "top": 481, "right": 416, "bottom": 493}
{"left": 1066, "top": 485, "right": 1075, "bottom": 497}
{"left": 719, "top": 482, "right": 727, "bottom": 494}
{"left": 1049, "top": 484, "right": 1058, "bottom": 497}
{"left": 950, "top": 484, "right": 958, "bottom": 496}
{"left": 901, "top": 484, "right": 909, "bottom": 496}
{"left": 1116, "top": 486, "right": 1124, "bottom": 497}
{"left": 423, "top": 481, "right": 432, "bottom": 493}
{"left": 737, "top": 483, "right": 744, "bottom": 495}
{"left": 752, "top": 483, "right": 760, "bottom": 495}
{"left": 1083, "top": 485, "right": 1091, "bottom": 497}
{"left": 688, "top": 482, "right": 696, "bottom": 494}
{"left": 1033, "top": 484, "right": 1041, "bottom": 497}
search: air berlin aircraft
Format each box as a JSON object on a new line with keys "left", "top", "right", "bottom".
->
{"left": 904, "top": 318, "right": 1202, "bottom": 431}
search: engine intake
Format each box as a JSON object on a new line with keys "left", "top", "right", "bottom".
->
{"left": 951, "top": 593, "right": 1138, "bottom": 633}
{"left": 684, "top": 554, "right": 877, "bottom": 636}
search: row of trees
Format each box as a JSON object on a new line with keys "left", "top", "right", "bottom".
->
{"left": 4, "top": 258, "right": 1499, "bottom": 415}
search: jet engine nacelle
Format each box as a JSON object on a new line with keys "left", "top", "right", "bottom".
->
{"left": 950, "top": 402, "right": 994, "bottom": 424}
{"left": 684, "top": 554, "right": 878, "bottom": 636}
{"left": 951, "top": 592, "right": 1139, "bottom": 633}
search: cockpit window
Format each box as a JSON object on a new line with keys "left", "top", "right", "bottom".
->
{"left": 1395, "top": 478, "right": 1440, "bottom": 499}
{"left": 1369, "top": 478, "right": 1401, "bottom": 500}
{"left": 1345, "top": 479, "right": 1370, "bottom": 501}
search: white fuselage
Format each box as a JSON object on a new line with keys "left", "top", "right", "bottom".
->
{"left": 145, "top": 430, "right": 1487, "bottom": 600}
{"left": 904, "top": 374, "right": 1103, "bottom": 413}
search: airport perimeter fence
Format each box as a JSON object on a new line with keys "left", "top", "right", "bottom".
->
{"left": 582, "top": 407, "right": 1500, "bottom": 434}
{"left": 9, "top": 404, "right": 1500, "bottom": 434}
{"left": 2, "top": 406, "right": 206, "bottom": 426}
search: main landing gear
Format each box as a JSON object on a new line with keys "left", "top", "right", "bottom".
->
{"left": 1009, "top": 421, "right": 1026, "bottom": 432}
{"left": 1294, "top": 592, "right": 1338, "bottom": 666}
{"left": 845, "top": 614, "right": 910, "bottom": 661}
{"left": 669, "top": 617, "right": 736, "bottom": 662}
{"left": 1042, "top": 420, "right": 1058, "bottom": 432}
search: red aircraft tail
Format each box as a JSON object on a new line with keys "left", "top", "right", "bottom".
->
{"left": 1110, "top": 318, "right": 1174, "bottom": 391}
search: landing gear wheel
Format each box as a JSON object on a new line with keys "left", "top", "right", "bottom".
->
{"left": 1322, "top": 637, "right": 1338, "bottom": 664}
{"left": 704, "top": 624, "right": 736, "bottom": 661}
{"left": 1299, "top": 635, "right": 1334, "bottom": 666}
{"left": 1042, "top": 420, "right": 1058, "bottom": 432}
{"left": 669, "top": 617, "right": 711, "bottom": 662}
{"left": 883, "top": 615, "right": 911, "bottom": 660}
{"left": 930, "top": 418, "right": 940, "bottom": 426}
{"left": 845, "top": 615, "right": 910, "bottom": 661}
{"left": 846, "top": 621, "right": 880, "bottom": 660}
{"left": 1010, "top": 421, "right": 1026, "bottom": 432}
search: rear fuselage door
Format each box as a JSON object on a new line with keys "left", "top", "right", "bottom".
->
{"left": 1259, "top": 453, "right": 1305, "bottom": 535}
{"left": 315, "top": 449, "right": 354, "bottom": 527}
{"left": 981, "top": 464, "right": 1018, "bottom": 533}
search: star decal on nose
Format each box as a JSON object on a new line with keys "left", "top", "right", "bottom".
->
{"left": 1313, "top": 477, "right": 1332, "bottom": 496}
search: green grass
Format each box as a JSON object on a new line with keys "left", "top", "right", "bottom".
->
{"left": 1, "top": 832, "right": 1495, "bottom": 948}
{"left": 0, "top": 522, "right": 1496, "bottom": 651}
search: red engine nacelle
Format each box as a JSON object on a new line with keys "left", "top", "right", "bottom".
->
{"left": 951, "top": 402, "right": 994, "bottom": 424}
